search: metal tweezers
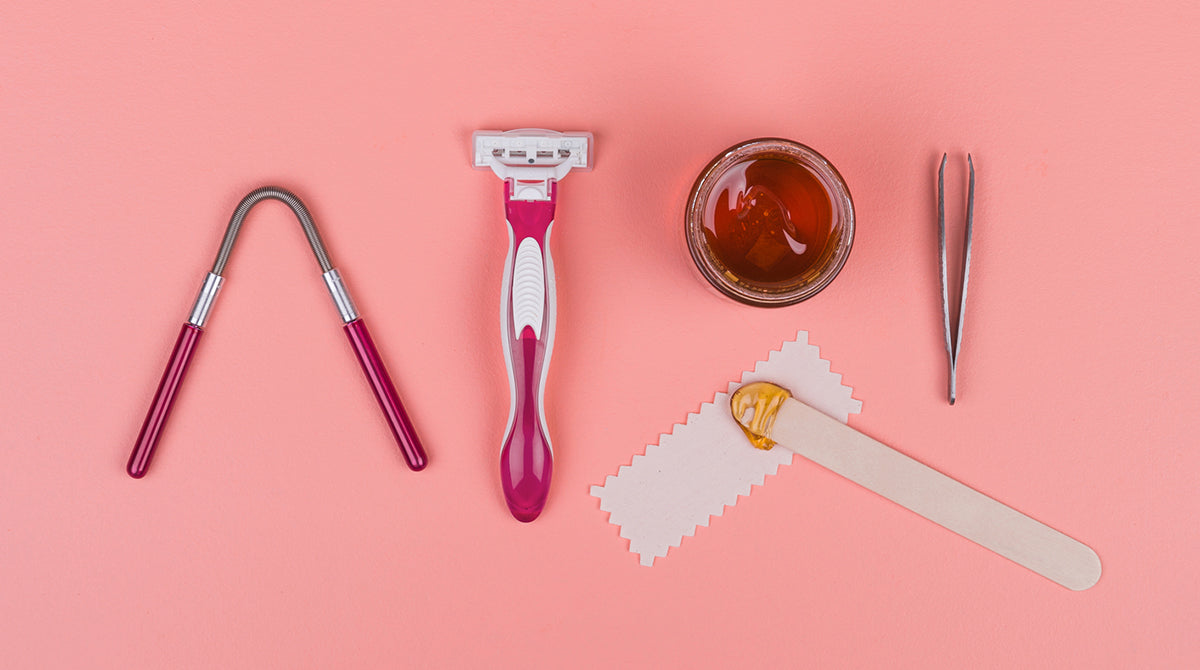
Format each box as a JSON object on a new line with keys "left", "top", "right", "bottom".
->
{"left": 938, "top": 154, "right": 974, "bottom": 405}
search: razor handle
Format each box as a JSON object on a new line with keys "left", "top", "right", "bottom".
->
{"left": 498, "top": 184, "right": 558, "bottom": 521}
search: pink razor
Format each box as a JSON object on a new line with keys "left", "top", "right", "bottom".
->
{"left": 472, "top": 129, "right": 594, "bottom": 521}
{"left": 127, "top": 186, "right": 428, "bottom": 478}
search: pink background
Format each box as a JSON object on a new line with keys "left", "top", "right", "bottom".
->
{"left": 2, "top": 1, "right": 1197, "bottom": 667}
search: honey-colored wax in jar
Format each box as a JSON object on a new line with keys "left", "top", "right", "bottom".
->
{"left": 702, "top": 157, "right": 834, "bottom": 287}
{"left": 685, "top": 139, "right": 854, "bottom": 306}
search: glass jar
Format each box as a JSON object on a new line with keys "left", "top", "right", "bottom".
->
{"left": 685, "top": 138, "right": 854, "bottom": 306}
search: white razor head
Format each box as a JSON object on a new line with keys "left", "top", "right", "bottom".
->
{"left": 472, "top": 129, "right": 594, "bottom": 201}
{"left": 473, "top": 129, "right": 593, "bottom": 170}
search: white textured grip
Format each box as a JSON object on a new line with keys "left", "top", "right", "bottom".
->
{"left": 511, "top": 237, "right": 545, "bottom": 337}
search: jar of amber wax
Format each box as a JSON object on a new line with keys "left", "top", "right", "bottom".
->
{"left": 685, "top": 138, "right": 854, "bottom": 306}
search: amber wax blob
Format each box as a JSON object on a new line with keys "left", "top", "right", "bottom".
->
{"left": 686, "top": 139, "right": 854, "bottom": 306}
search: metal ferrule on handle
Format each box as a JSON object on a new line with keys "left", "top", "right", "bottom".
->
{"left": 323, "top": 269, "right": 428, "bottom": 471}
{"left": 498, "top": 181, "right": 558, "bottom": 521}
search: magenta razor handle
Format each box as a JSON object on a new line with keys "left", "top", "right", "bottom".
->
{"left": 127, "top": 323, "right": 203, "bottom": 478}
{"left": 498, "top": 183, "right": 558, "bottom": 521}
{"left": 126, "top": 187, "right": 429, "bottom": 478}
{"left": 344, "top": 318, "right": 427, "bottom": 470}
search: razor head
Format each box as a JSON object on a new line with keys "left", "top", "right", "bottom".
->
{"left": 473, "top": 129, "right": 593, "bottom": 170}
{"left": 472, "top": 129, "right": 593, "bottom": 201}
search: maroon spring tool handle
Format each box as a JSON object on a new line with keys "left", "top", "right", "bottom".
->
{"left": 344, "top": 318, "right": 427, "bottom": 471}
{"left": 127, "top": 323, "right": 203, "bottom": 478}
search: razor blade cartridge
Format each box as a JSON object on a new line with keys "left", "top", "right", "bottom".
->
{"left": 472, "top": 129, "right": 593, "bottom": 200}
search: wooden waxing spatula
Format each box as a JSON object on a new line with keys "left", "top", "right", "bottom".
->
{"left": 731, "top": 381, "right": 1101, "bottom": 590}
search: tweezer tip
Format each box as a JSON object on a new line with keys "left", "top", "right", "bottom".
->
{"left": 949, "top": 397, "right": 956, "bottom": 406}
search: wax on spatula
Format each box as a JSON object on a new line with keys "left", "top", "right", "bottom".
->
{"left": 730, "top": 381, "right": 1102, "bottom": 590}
